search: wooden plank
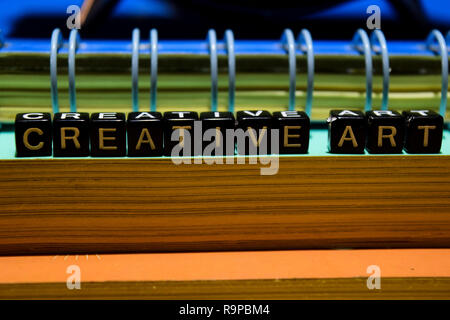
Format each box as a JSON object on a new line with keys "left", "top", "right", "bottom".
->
{"left": 0, "top": 249, "right": 449, "bottom": 299}
{"left": 0, "top": 156, "right": 449, "bottom": 255}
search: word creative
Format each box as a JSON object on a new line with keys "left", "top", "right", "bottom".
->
{"left": 14, "top": 109, "right": 444, "bottom": 157}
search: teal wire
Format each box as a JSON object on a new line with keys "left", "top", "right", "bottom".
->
{"left": 281, "top": 29, "right": 296, "bottom": 111}
{"left": 224, "top": 30, "right": 235, "bottom": 113}
{"left": 426, "top": 30, "right": 448, "bottom": 118}
{"left": 50, "top": 28, "right": 63, "bottom": 114}
{"left": 68, "top": 29, "right": 80, "bottom": 112}
{"left": 150, "top": 29, "right": 158, "bottom": 112}
{"left": 132, "top": 28, "right": 140, "bottom": 112}
{"left": 352, "top": 29, "right": 373, "bottom": 111}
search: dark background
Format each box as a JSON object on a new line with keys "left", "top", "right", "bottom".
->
{"left": 0, "top": 0, "right": 449, "bottom": 40}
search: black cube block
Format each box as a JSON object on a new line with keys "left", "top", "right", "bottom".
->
{"left": 403, "top": 110, "right": 443, "bottom": 153}
{"left": 272, "top": 111, "right": 310, "bottom": 154}
{"left": 164, "top": 111, "right": 198, "bottom": 156}
{"left": 366, "top": 110, "right": 405, "bottom": 154}
{"left": 327, "top": 110, "right": 366, "bottom": 154}
{"left": 127, "top": 112, "right": 163, "bottom": 157}
{"left": 200, "top": 112, "right": 235, "bottom": 156}
{"left": 90, "top": 112, "right": 126, "bottom": 157}
{"left": 53, "top": 112, "right": 90, "bottom": 157}
{"left": 15, "top": 113, "right": 52, "bottom": 157}
{"left": 236, "top": 110, "right": 272, "bottom": 155}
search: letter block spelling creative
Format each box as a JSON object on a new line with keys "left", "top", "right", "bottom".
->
{"left": 164, "top": 111, "right": 198, "bottom": 157}
{"left": 15, "top": 113, "right": 52, "bottom": 157}
{"left": 53, "top": 112, "right": 90, "bottom": 157}
{"left": 272, "top": 111, "right": 310, "bottom": 154}
{"left": 200, "top": 112, "right": 235, "bottom": 156}
{"left": 127, "top": 112, "right": 163, "bottom": 157}
{"left": 236, "top": 110, "right": 272, "bottom": 155}
{"left": 90, "top": 112, "right": 126, "bottom": 157}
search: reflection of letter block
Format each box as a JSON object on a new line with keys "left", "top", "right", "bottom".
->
{"left": 366, "top": 110, "right": 404, "bottom": 154}
{"left": 200, "top": 112, "right": 235, "bottom": 156}
{"left": 163, "top": 112, "right": 198, "bottom": 156}
{"left": 403, "top": 110, "right": 443, "bottom": 154}
{"left": 15, "top": 113, "right": 52, "bottom": 157}
{"left": 127, "top": 112, "right": 163, "bottom": 157}
{"left": 327, "top": 110, "right": 366, "bottom": 154}
{"left": 53, "top": 112, "right": 90, "bottom": 157}
{"left": 90, "top": 112, "right": 126, "bottom": 157}
{"left": 272, "top": 111, "right": 310, "bottom": 154}
{"left": 236, "top": 110, "right": 272, "bottom": 155}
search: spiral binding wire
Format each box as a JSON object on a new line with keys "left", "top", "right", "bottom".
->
{"left": 44, "top": 28, "right": 448, "bottom": 119}
{"left": 224, "top": 30, "right": 235, "bottom": 113}
{"left": 207, "top": 29, "right": 218, "bottom": 112}
{"left": 297, "top": 29, "right": 314, "bottom": 117}
{"left": 150, "top": 29, "right": 158, "bottom": 112}
{"left": 68, "top": 29, "right": 80, "bottom": 112}
{"left": 352, "top": 29, "right": 373, "bottom": 112}
{"left": 426, "top": 29, "right": 448, "bottom": 118}
{"left": 370, "top": 30, "right": 390, "bottom": 110}
{"left": 281, "top": 29, "right": 296, "bottom": 111}
{"left": 50, "top": 28, "right": 63, "bottom": 114}
{"left": 131, "top": 28, "right": 140, "bottom": 112}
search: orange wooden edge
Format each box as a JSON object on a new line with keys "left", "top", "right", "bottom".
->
{"left": 0, "top": 249, "right": 449, "bottom": 284}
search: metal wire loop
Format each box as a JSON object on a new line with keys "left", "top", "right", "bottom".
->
{"left": 352, "top": 28, "right": 373, "bottom": 111}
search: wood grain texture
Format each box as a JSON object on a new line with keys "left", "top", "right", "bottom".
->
{"left": 0, "top": 249, "right": 449, "bottom": 299}
{"left": 0, "top": 156, "right": 450, "bottom": 255}
{"left": 2, "top": 278, "right": 450, "bottom": 300}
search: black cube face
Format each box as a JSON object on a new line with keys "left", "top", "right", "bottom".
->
{"left": 366, "top": 110, "right": 405, "bottom": 154}
{"left": 90, "top": 112, "right": 126, "bottom": 157}
{"left": 15, "top": 113, "right": 52, "bottom": 157}
{"left": 272, "top": 111, "right": 310, "bottom": 154}
{"left": 403, "top": 110, "right": 443, "bottom": 154}
{"left": 127, "top": 112, "right": 163, "bottom": 157}
{"left": 200, "top": 112, "right": 235, "bottom": 156}
{"left": 164, "top": 111, "right": 198, "bottom": 156}
{"left": 236, "top": 110, "right": 272, "bottom": 155}
{"left": 327, "top": 110, "right": 366, "bottom": 154}
{"left": 53, "top": 112, "right": 90, "bottom": 157}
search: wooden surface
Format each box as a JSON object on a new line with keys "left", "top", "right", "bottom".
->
{"left": 0, "top": 249, "right": 449, "bottom": 299}
{"left": 0, "top": 156, "right": 450, "bottom": 255}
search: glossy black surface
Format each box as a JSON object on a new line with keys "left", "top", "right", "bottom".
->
{"left": 403, "top": 110, "right": 443, "bottom": 154}
{"left": 327, "top": 110, "right": 366, "bottom": 154}
{"left": 90, "top": 112, "right": 126, "bottom": 157}
{"left": 272, "top": 111, "right": 310, "bottom": 154}
{"left": 15, "top": 112, "right": 52, "bottom": 157}
{"left": 200, "top": 112, "right": 235, "bottom": 156}
{"left": 163, "top": 111, "right": 198, "bottom": 156}
{"left": 127, "top": 112, "right": 163, "bottom": 157}
{"left": 366, "top": 110, "right": 405, "bottom": 154}
{"left": 236, "top": 110, "right": 272, "bottom": 155}
{"left": 53, "top": 112, "right": 90, "bottom": 157}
